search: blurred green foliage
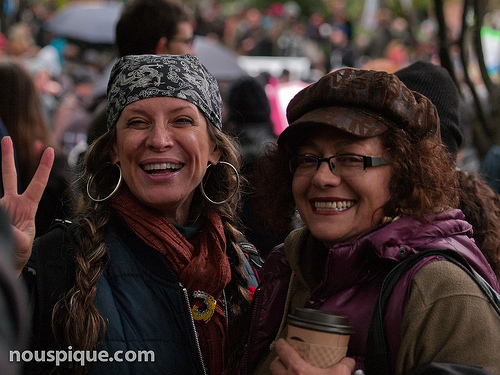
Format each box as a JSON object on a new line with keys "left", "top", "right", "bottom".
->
{"left": 216, "top": 0, "right": 436, "bottom": 20}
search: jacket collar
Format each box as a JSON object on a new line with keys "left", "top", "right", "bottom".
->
{"left": 283, "top": 209, "right": 482, "bottom": 295}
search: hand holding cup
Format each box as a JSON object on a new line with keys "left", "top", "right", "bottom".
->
{"left": 271, "top": 338, "right": 355, "bottom": 375}
{"left": 286, "top": 308, "right": 354, "bottom": 368}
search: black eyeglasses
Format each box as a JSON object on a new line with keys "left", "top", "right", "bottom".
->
{"left": 289, "top": 154, "right": 389, "bottom": 177}
{"left": 170, "top": 36, "right": 195, "bottom": 46}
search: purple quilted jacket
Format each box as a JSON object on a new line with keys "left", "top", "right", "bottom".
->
{"left": 238, "top": 209, "right": 499, "bottom": 374}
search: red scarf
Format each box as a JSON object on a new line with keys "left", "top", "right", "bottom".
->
{"left": 112, "top": 189, "right": 231, "bottom": 374}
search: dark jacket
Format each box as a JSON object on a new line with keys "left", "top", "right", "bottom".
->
{"left": 239, "top": 209, "right": 500, "bottom": 374}
{"left": 24, "top": 214, "right": 260, "bottom": 374}
{"left": 0, "top": 207, "right": 29, "bottom": 375}
{"left": 35, "top": 152, "right": 76, "bottom": 238}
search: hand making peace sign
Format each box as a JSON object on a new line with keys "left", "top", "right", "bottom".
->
{"left": 0, "top": 136, "right": 54, "bottom": 275}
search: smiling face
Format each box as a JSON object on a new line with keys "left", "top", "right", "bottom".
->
{"left": 112, "top": 96, "right": 221, "bottom": 225}
{"left": 292, "top": 126, "right": 392, "bottom": 247}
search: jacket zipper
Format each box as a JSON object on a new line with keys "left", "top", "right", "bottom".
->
{"left": 242, "top": 283, "right": 264, "bottom": 374}
{"left": 222, "top": 290, "right": 228, "bottom": 328}
{"left": 181, "top": 284, "right": 208, "bottom": 375}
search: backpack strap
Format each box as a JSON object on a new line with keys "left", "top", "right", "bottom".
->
{"left": 238, "top": 240, "right": 263, "bottom": 298}
{"left": 365, "top": 249, "right": 500, "bottom": 375}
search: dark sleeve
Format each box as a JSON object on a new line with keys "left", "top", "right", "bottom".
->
{"left": 22, "top": 223, "right": 77, "bottom": 356}
{"left": 0, "top": 207, "right": 29, "bottom": 375}
{"left": 35, "top": 154, "right": 77, "bottom": 237}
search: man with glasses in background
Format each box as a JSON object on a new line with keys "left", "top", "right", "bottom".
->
{"left": 84, "top": 0, "right": 195, "bottom": 149}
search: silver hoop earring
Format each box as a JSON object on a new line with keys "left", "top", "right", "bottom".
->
{"left": 200, "top": 161, "right": 240, "bottom": 205}
{"left": 86, "top": 163, "right": 123, "bottom": 202}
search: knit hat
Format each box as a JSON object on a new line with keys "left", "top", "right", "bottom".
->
{"left": 280, "top": 67, "right": 440, "bottom": 148}
{"left": 106, "top": 54, "right": 222, "bottom": 130}
{"left": 226, "top": 76, "right": 271, "bottom": 124}
{"left": 394, "top": 61, "right": 463, "bottom": 160}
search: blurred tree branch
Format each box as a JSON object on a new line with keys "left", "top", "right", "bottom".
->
{"left": 436, "top": 0, "right": 500, "bottom": 157}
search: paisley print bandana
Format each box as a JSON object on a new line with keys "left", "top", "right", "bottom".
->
{"left": 106, "top": 54, "right": 223, "bottom": 130}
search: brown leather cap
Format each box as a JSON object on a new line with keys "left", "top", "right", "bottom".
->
{"left": 279, "top": 68, "right": 440, "bottom": 147}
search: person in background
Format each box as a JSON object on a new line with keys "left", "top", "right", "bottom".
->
{"left": 52, "top": 72, "right": 95, "bottom": 155}
{"left": 115, "top": 0, "right": 195, "bottom": 57}
{"left": 328, "top": 25, "right": 357, "bottom": 70}
{"left": 193, "top": 0, "right": 226, "bottom": 41}
{"left": 6, "top": 23, "right": 40, "bottom": 60}
{"left": 360, "top": 57, "right": 403, "bottom": 74}
{"left": 7, "top": 22, "right": 63, "bottom": 122}
{"left": 233, "top": 8, "right": 273, "bottom": 56}
{"left": 236, "top": 68, "right": 500, "bottom": 374}
{"left": 479, "top": 145, "right": 500, "bottom": 194}
{"left": 2, "top": 54, "right": 258, "bottom": 374}
{"left": 395, "top": 60, "right": 500, "bottom": 281}
{"left": 0, "top": 58, "right": 75, "bottom": 237}
{"left": 327, "top": 0, "right": 353, "bottom": 40}
{"left": 85, "top": 0, "right": 196, "bottom": 158}
{"left": 383, "top": 39, "right": 410, "bottom": 69}
{"left": 224, "top": 75, "right": 281, "bottom": 259}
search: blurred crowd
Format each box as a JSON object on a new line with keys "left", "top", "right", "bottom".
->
{"left": 0, "top": 0, "right": 459, "bottom": 150}
{"left": 0, "top": 0, "right": 498, "bottom": 221}
{"left": 0, "top": 2, "right": 500, "bottom": 374}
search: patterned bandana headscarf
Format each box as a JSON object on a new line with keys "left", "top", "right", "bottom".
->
{"left": 106, "top": 54, "right": 223, "bottom": 130}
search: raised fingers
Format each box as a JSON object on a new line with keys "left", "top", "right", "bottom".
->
{"left": 23, "top": 147, "right": 54, "bottom": 205}
{"left": 1, "top": 136, "right": 19, "bottom": 195}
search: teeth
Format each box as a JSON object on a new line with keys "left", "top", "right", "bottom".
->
{"left": 143, "top": 162, "right": 182, "bottom": 171}
{"left": 314, "top": 201, "right": 354, "bottom": 211}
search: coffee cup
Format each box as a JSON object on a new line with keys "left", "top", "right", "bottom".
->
{"left": 286, "top": 308, "right": 354, "bottom": 368}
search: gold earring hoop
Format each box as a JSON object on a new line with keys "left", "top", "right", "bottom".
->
{"left": 200, "top": 161, "right": 240, "bottom": 205}
{"left": 86, "top": 163, "right": 123, "bottom": 202}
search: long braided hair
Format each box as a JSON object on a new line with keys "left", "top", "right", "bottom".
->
{"left": 52, "top": 123, "right": 252, "bottom": 373}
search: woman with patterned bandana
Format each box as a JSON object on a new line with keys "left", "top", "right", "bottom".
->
{"left": 2, "top": 54, "right": 259, "bottom": 375}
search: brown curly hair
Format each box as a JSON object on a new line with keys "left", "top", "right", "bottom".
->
{"left": 252, "top": 124, "right": 459, "bottom": 238}
{"left": 457, "top": 170, "right": 500, "bottom": 281}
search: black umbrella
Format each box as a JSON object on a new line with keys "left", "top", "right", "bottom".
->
{"left": 45, "top": 1, "right": 123, "bottom": 45}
